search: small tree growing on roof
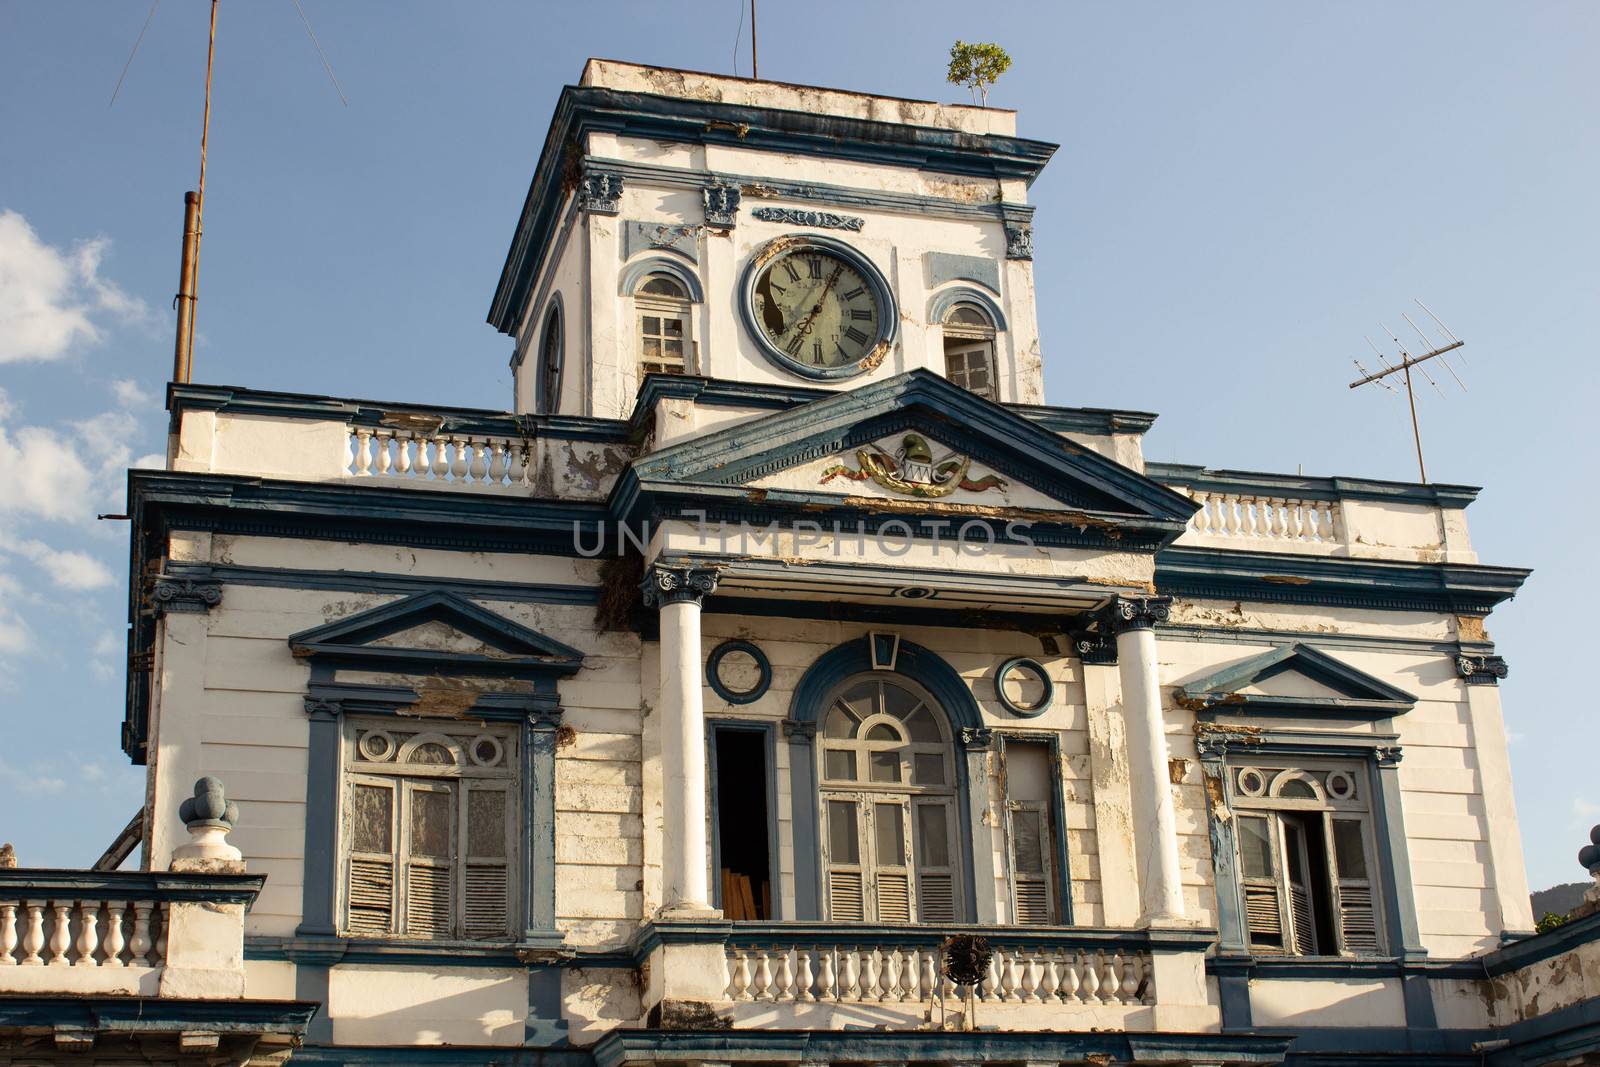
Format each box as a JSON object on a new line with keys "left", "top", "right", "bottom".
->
{"left": 947, "top": 40, "right": 1012, "bottom": 108}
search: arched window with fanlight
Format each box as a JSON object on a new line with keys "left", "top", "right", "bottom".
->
{"left": 635, "top": 272, "right": 695, "bottom": 376}
{"left": 942, "top": 301, "right": 998, "bottom": 399}
{"left": 817, "top": 676, "right": 961, "bottom": 923}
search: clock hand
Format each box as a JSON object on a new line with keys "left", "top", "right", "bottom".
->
{"left": 787, "top": 264, "right": 845, "bottom": 343}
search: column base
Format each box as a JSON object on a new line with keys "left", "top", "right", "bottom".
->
{"left": 656, "top": 903, "right": 724, "bottom": 922}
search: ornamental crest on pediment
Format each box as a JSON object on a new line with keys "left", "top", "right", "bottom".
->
{"left": 820, "top": 433, "right": 1005, "bottom": 498}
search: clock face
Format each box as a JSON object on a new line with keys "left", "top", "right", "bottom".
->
{"left": 751, "top": 248, "right": 883, "bottom": 372}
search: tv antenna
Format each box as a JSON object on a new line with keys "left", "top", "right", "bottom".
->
{"left": 1348, "top": 300, "right": 1466, "bottom": 484}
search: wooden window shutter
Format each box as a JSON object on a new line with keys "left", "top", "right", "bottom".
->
{"left": 1238, "top": 814, "right": 1286, "bottom": 951}
{"left": 463, "top": 783, "right": 512, "bottom": 939}
{"left": 913, "top": 798, "right": 958, "bottom": 923}
{"left": 1002, "top": 742, "right": 1058, "bottom": 927}
{"left": 1331, "top": 816, "right": 1381, "bottom": 954}
{"left": 403, "top": 781, "right": 455, "bottom": 938}
{"left": 823, "top": 796, "right": 866, "bottom": 922}
{"left": 347, "top": 779, "right": 397, "bottom": 935}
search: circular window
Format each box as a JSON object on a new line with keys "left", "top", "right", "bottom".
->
{"left": 357, "top": 729, "right": 395, "bottom": 762}
{"left": 994, "top": 657, "right": 1053, "bottom": 717}
{"left": 1236, "top": 767, "right": 1267, "bottom": 798}
{"left": 739, "top": 235, "right": 898, "bottom": 381}
{"left": 706, "top": 640, "right": 772, "bottom": 705}
{"left": 470, "top": 735, "right": 504, "bottom": 768}
{"left": 1326, "top": 770, "right": 1357, "bottom": 801}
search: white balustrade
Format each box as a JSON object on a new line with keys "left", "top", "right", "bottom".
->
{"left": 0, "top": 897, "right": 166, "bottom": 968}
{"left": 1185, "top": 490, "right": 1342, "bottom": 544}
{"left": 724, "top": 941, "right": 1151, "bottom": 1007}
{"left": 348, "top": 426, "right": 534, "bottom": 490}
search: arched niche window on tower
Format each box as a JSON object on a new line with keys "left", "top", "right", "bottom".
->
{"left": 818, "top": 676, "right": 960, "bottom": 924}
{"left": 941, "top": 302, "right": 998, "bottom": 400}
{"left": 635, "top": 272, "right": 696, "bottom": 377}
{"left": 536, "top": 303, "right": 562, "bottom": 414}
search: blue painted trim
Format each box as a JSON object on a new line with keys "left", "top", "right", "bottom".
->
{"left": 287, "top": 1050, "right": 591, "bottom": 1066}
{"left": 295, "top": 957, "right": 333, "bottom": 1043}
{"left": 1481, "top": 908, "right": 1600, "bottom": 975}
{"left": 994, "top": 657, "right": 1052, "bottom": 717}
{"left": 1149, "top": 461, "right": 1482, "bottom": 511}
{"left": 925, "top": 251, "right": 1001, "bottom": 294}
{"left": 488, "top": 84, "right": 1058, "bottom": 334}
{"left": 167, "top": 382, "right": 629, "bottom": 444}
{"left": 736, "top": 234, "right": 899, "bottom": 381}
{"left": 247, "top": 934, "right": 627, "bottom": 968}
{"left": 785, "top": 637, "right": 982, "bottom": 920}
{"left": 1157, "top": 547, "right": 1530, "bottom": 615}
{"left": 525, "top": 963, "right": 566, "bottom": 1044}
{"left": 706, "top": 718, "right": 782, "bottom": 920}
{"left": 161, "top": 560, "right": 599, "bottom": 605}
{"left": 534, "top": 293, "right": 564, "bottom": 414}
{"left": 297, "top": 689, "right": 341, "bottom": 939}
{"left": 630, "top": 373, "right": 1157, "bottom": 437}
{"left": 0, "top": 995, "right": 316, "bottom": 1038}
{"left": 525, "top": 719, "right": 561, "bottom": 940}
{"left": 705, "top": 640, "right": 771, "bottom": 705}
{"left": 1373, "top": 755, "right": 1430, "bottom": 966}
{"left": 929, "top": 284, "right": 1009, "bottom": 332}
{"left": 619, "top": 255, "right": 704, "bottom": 303}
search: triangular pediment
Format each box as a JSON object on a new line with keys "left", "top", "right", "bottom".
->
{"left": 287, "top": 591, "right": 584, "bottom": 676}
{"left": 1177, "top": 644, "right": 1415, "bottom": 720}
{"left": 617, "top": 370, "right": 1197, "bottom": 548}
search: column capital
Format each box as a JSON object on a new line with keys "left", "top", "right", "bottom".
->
{"left": 1070, "top": 629, "right": 1118, "bottom": 666}
{"left": 1456, "top": 652, "right": 1509, "bottom": 685}
{"left": 642, "top": 562, "right": 721, "bottom": 609}
{"left": 150, "top": 575, "right": 222, "bottom": 616}
{"left": 1102, "top": 595, "right": 1172, "bottom": 635}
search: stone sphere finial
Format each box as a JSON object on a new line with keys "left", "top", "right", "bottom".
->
{"left": 1580, "top": 824, "right": 1600, "bottom": 875}
{"left": 170, "top": 776, "right": 243, "bottom": 872}
{"left": 179, "top": 776, "right": 239, "bottom": 830}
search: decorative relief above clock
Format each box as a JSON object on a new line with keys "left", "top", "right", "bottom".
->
{"left": 750, "top": 206, "right": 865, "bottom": 232}
{"left": 821, "top": 433, "right": 1006, "bottom": 498}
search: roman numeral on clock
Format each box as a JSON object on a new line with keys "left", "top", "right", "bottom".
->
{"left": 849, "top": 308, "right": 873, "bottom": 321}
{"left": 842, "top": 286, "right": 865, "bottom": 300}
{"left": 785, "top": 334, "right": 804, "bottom": 356}
{"left": 783, "top": 262, "right": 801, "bottom": 283}
{"left": 807, "top": 257, "right": 823, "bottom": 279}
{"left": 844, "top": 326, "right": 870, "bottom": 345}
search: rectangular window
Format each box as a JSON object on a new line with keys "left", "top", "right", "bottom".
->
{"left": 944, "top": 341, "right": 997, "bottom": 399}
{"left": 639, "top": 311, "right": 688, "bottom": 376}
{"left": 1001, "top": 740, "right": 1060, "bottom": 925}
{"left": 1229, "top": 762, "right": 1383, "bottom": 956}
{"left": 341, "top": 722, "right": 517, "bottom": 941}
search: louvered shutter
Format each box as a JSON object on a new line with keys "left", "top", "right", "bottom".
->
{"left": 1237, "top": 815, "right": 1286, "bottom": 951}
{"left": 403, "top": 781, "right": 455, "bottom": 938}
{"left": 347, "top": 779, "right": 397, "bottom": 935}
{"left": 823, "top": 797, "right": 867, "bottom": 921}
{"left": 913, "top": 799, "right": 959, "bottom": 923}
{"left": 1002, "top": 742, "right": 1058, "bottom": 926}
{"left": 463, "top": 784, "right": 511, "bottom": 939}
{"left": 1281, "top": 820, "right": 1318, "bottom": 955}
{"left": 871, "top": 801, "right": 914, "bottom": 923}
{"left": 1244, "top": 883, "right": 1285, "bottom": 946}
{"left": 1331, "top": 816, "right": 1380, "bottom": 954}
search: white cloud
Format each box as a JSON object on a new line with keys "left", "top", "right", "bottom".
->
{"left": 111, "top": 378, "right": 155, "bottom": 409}
{"left": 0, "top": 421, "right": 95, "bottom": 521}
{"left": 1576, "top": 798, "right": 1600, "bottom": 822}
{"left": 0, "top": 387, "right": 13, "bottom": 421}
{"left": 0, "top": 210, "right": 149, "bottom": 364}
{"left": 132, "top": 451, "right": 165, "bottom": 471}
{"left": 0, "top": 760, "right": 65, "bottom": 796}
{"left": 7, "top": 539, "right": 114, "bottom": 590}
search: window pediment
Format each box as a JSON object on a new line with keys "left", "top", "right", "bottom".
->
{"left": 1177, "top": 643, "right": 1415, "bottom": 721}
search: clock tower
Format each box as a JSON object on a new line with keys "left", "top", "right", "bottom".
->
{"left": 489, "top": 60, "right": 1056, "bottom": 418}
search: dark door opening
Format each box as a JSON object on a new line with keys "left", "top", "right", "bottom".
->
{"left": 714, "top": 728, "right": 772, "bottom": 920}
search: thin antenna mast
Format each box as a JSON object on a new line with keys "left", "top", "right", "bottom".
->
{"left": 173, "top": 0, "right": 218, "bottom": 384}
{"left": 751, "top": 0, "right": 758, "bottom": 80}
{"left": 1348, "top": 300, "right": 1469, "bottom": 483}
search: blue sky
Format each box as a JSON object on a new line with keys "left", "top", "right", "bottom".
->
{"left": 0, "top": 2, "right": 1595, "bottom": 893}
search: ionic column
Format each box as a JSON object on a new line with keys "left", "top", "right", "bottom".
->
{"left": 643, "top": 562, "right": 721, "bottom": 917}
{"left": 1106, "top": 596, "right": 1186, "bottom": 924}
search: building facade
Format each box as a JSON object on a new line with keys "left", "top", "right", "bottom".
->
{"left": 5, "top": 59, "right": 1599, "bottom": 1067}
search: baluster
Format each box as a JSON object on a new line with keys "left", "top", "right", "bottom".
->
{"left": 921, "top": 950, "right": 939, "bottom": 1002}
{"left": 1324, "top": 501, "right": 1343, "bottom": 544}
{"left": 0, "top": 904, "right": 15, "bottom": 965}
{"left": 1000, "top": 949, "right": 1022, "bottom": 1002}
{"left": 485, "top": 440, "right": 507, "bottom": 486}
{"left": 1021, "top": 951, "right": 1043, "bottom": 1003}
{"left": 1119, "top": 952, "right": 1140, "bottom": 1003}
{"left": 359, "top": 428, "right": 378, "bottom": 477}
{"left": 1080, "top": 951, "right": 1101, "bottom": 1002}
{"left": 795, "top": 947, "right": 816, "bottom": 1002}
{"left": 817, "top": 947, "right": 837, "bottom": 1001}
{"left": 369, "top": 431, "right": 390, "bottom": 476}
{"left": 884, "top": 946, "right": 904, "bottom": 1002}
{"left": 465, "top": 438, "right": 487, "bottom": 484}
{"left": 841, "top": 946, "right": 860, "bottom": 1001}
{"left": 128, "top": 903, "right": 152, "bottom": 966}
{"left": 389, "top": 433, "right": 410, "bottom": 476}
{"left": 1098, "top": 951, "right": 1119, "bottom": 1003}
{"left": 1138, "top": 954, "right": 1155, "bottom": 1002}
{"left": 430, "top": 436, "right": 450, "bottom": 480}
{"left": 901, "top": 947, "right": 920, "bottom": 1002}
{"left": 1188, "top": 491, "right": 1209, "bottom": 534}
{"left": 731, "top": 950, "right": 754, "bottom": 1000}
{"left": 46, "top": 902, "right": 71, "bottom": 965}
{"left": 981, "top": 951, "right": 1001, "bottom": 1001}
{"left": 1061, "top": 951, "right": 1082, "bottom": 1002}
{"left": 754, "top": 948, "right": 774, "bottom": 1001}
{"left": 74, "top": 900, "right": 100, "bottom": 966}
{"left": 772, "top": 946, "right": 793, "bottom": 1001}
{"left": 1282, "top": 500, "right": 1301, "bottom": 540}
{"left": 1220, "top": 495, "right": 1238, "bottom": 535}
{"left": 101, "top": 901, "right": 126, "bottom": 967}
{"left": 860, "top": 948, "right": 880, "bottom": 1003}
{"left": 19, "top": 903, "right": 44, "bottom": 966}
{"left": 1040, "top": 951, "right": 1061, "bottom": 1002}
{"left": 446, "top": 436, "right": 467, "bottom": 481}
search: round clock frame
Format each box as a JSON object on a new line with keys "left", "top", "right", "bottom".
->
{"left": 738, "top": 234, "right": 898, "bottom": 381}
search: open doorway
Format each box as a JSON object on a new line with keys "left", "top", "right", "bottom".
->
{"left": 712, "top": 727, "right": 773, "bottom": 920}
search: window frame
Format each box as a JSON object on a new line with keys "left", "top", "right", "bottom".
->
{"left": 337, "top": 721, "right": 521, "bottom": 943}
{"left": 536, "top": 301, "right": 563, "bottom": 414}
{"left": 634, "top": 273, "right": 696, "bottom": 377}
{"left": 996, "top": 731, "right": 1073, "bottom": 927}
{"left": 940, "top": 301, "right": 999, "bottom": 400}
{"left": 1199, "top": 730, "right": 1425, "bottom": 963}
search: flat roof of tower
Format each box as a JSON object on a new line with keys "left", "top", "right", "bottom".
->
{"left": 579, "top": 58, "right": 1019, "bottom": 138}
